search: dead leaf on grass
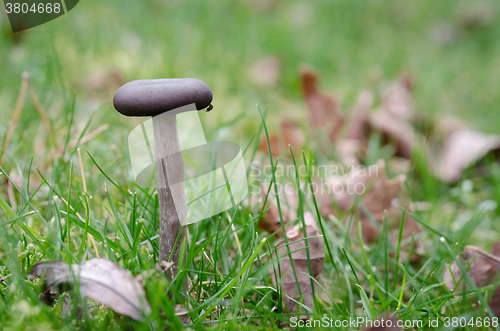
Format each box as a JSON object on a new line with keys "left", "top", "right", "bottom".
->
{"left": 489, "top": 286, "right": 500, "bottom": 317}
{"left": 369, "top": 110, "right": 415, "bottom": 159}
{"left": 320, "top": 160, "right": 421, "bottom": 247}
{"left": 300, "top": 67, "right": 344, "bottom": 143}
{"left": 259, "top": 182, "right": 299, "bottom": 234}
{"left": 381, "top": 75, "right": 415, "bottom": 120}
{"left": 258, "top": 120, "right": 304, "bottom": 157}
{"left": 433, "top": 129, "right": 500, "bottom": 183}
{"left": 443, "top": 245, "right": 500, "bottom": 292}
{"left": 28, "top": 258, "right": 151, "bottom": 321}
{"left": 338, "top": 91, "right": 372, "bottom": 165}
{"left": 270, "top": 212, "right": 324, "bottom": 313}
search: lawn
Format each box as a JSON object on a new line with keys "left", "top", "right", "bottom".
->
{"left": 1, "top": 0, "right": 500, "bottom": 330}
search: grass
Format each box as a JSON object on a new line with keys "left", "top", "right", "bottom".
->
{"left": 1, "top": 0, "right": 500, "bottom": 330}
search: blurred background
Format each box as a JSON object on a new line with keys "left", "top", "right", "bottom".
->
{"left": 1, "top": 0, "right": 500, "bottom": 147}
{"left": 1, "top": 0, "right": 500, "bottom": 211}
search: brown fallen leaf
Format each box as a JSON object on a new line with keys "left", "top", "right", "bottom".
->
{"left": 338, "top": 91, "right": 373, "bottom": 165}
{"left": 318, "top": 160, "right": 421, "bottom": 253}
{"left": 489, "top": 286, "right": 500, "bottom": 318}
{"left": 443, "top": 245, "right": 500, "bottom": 292}
{"left": 259, "top": 182, "right": 299, "bottom": 234}
{"left": 270, "top": 212, "right": 324, "bottom": 313}
{"left": 299, "top": 69, "right": 419, "bottom": 162}
{"left": 345, "top": 91, "right": 372, "bottom": 141}
{"left": 381, "top": 74, "right": 415, "bottom": 120}
{"left": 483, "top": 242, "right": 500, "bottom": 317}
{"left": 369, "top": 110, "right": 415, "bottom": 159}
{"left": 28, "top": 258, "right": 151, "bottom": 321}
{"left": 300, "top": 67, "right": 344, "bottom": 143}
{"left": 360, "top": 75, "right": 416, "bottom": 159}
{"left": 258, "top": 120, "right": 304, "bottom": 157}
{"left": 492, "top": 242, "right": 500, "bottom": 257}
{"left": 249, "top": 56, "right": 281, "bottom": 86}
{"left": 434, "top": 129, "right": 500, "bottom": 183}
{"left": 258, "top": 132, "right": 281, "bottom": 157}
{"left": 336, "top": 139, "right": 363, "bottom": 166}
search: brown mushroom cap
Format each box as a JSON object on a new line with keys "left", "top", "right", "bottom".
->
{"left": 113, "top": 78, "right": 213, "bottom": 117}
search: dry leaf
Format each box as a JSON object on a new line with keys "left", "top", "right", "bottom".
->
{"left": 270, "top": 212, "right": 324, "bottom": 313}
{"left": 338, "top": 91, "right": 373, "bottom": 165}
{"left": 492, "top": 242, "right": 500, "bottom": 257}
{"left": 366, "top": 76, "right": 416, "bottom": 159}
{"left": 337, "top": 139, "right": 363, "bottom": 166}
{"left": 258, "top": 120, "right": 303, "bottom": 157}
{"left": 259, "top": 182, "right": 298, "bottom": 233}
{"left": 300, "top": 67, "right": 344, "bottom": 143}
{"left": 298, "top": 69, "right": 418, "bottom": 162}
{"left": 434, "top": 129, "right": 500, "bottom": 183}
{"left": 249, "top": 56, "right": 281, "bottom": 86}
{"left": 489, "top": 286, "right": 500, "bottom": 318}
{"left": 346, "top": 91, "right": 372, "bottom": 141}
{"left": 487, "top": 243, "right": 500, "bottom": 317}
{"left": 258, "top": 133, "right": 280, "bottom": 157}
{"left": 369, "top": 110, "right": 415, "bottom": 159}
{"left": 320, "top": 160, "right": 421, "bottom": 246}
{"left": 281, "top": 120, "right": 304, "bottom": 153}
{"left": 381, "top": 75, "right": 414, "bottom": 120}
{"left": 28, "top": 258, "right": 151, "bottom": 321}
{"left": 443, "top": 245, "right": 500, "bottom": 291}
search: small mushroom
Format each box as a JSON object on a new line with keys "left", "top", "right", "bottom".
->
{"left": 113, "top": 78, "right": 213, "bottom": 278}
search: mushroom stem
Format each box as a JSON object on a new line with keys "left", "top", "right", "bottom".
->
{"left": 152, "top": 111, "right": 187, "bottom": 278}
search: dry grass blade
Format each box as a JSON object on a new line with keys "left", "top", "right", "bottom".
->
{"left": 28, "top": 258, "right": 151, "bottom": 321}
{"left": 70, "top": 124, "right": 110, "bottom": 148}
{"left": 28, "top": 87, "right": 55, "bottom": 140}
{"left": 1, "top": 72, "right": 29, "bottom": 165}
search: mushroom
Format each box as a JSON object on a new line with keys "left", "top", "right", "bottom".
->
{"left": 113, "top": 78, "right": 213, "bottom": 278}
